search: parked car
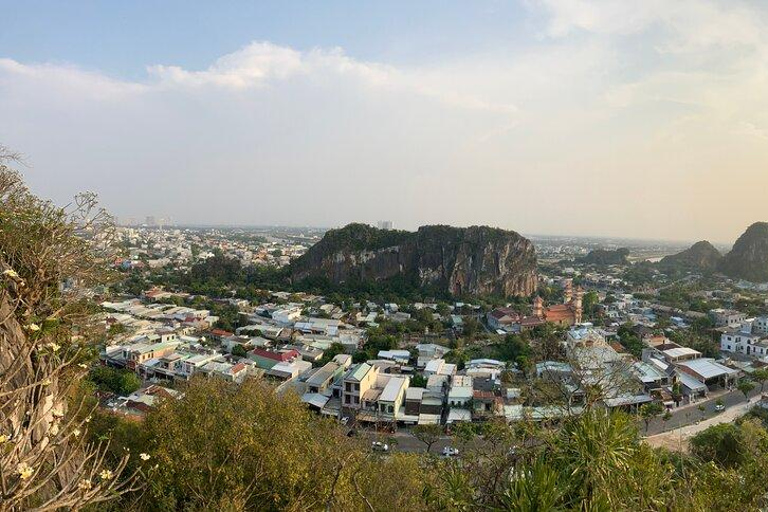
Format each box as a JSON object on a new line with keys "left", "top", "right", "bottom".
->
{"left": 714, "top": 403, "right": 726, "bottom": 412}
{"left": 442, "top": 446, "right": 460, "bottom": 457}
{"left": 371, "top": 441, "right": 389, "bottom": 452}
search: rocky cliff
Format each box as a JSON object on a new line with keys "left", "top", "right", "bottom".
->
{"left": 290, "top": 223, "right": 537, "bottom": 297}
{"left": 658, "top": 240, "right": 722, "bottom": 271}
{"left": 576, "top": 248, "right": 630, "bottom": 266}
{"left": 720, "top": 222, "right": 768, "bottom": 282}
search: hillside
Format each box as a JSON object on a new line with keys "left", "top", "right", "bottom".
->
{"left": 658, "top": 240, "right": 722, "bottom": 272}
{"left": 289, "top": 223, "right": 537, "bottom": 297}
{"left": 576, "top": 247, "right": 630, "bottom": 266}
{"left": 720, "top": 222, "right": 768, "bottom": 282}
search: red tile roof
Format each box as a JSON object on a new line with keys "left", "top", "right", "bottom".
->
{"left": 251, "top": 348, "right": 299, "bottom": 362}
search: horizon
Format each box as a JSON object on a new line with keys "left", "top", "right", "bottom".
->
{"left": 3, "top": 1, "right": 768, "bottom": 242}
{"left": 117, "top": 220, "right": 736, "bottom": 247}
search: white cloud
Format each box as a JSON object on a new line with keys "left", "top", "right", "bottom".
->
{"left": 2, "top": 1, "right": 768, "bottom": 242}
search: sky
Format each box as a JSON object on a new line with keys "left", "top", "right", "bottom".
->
{"left": 1, "top": 0, "right": 768, "bottom": 243}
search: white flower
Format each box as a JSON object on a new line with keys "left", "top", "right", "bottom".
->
{"left": 139, "top": 453, "right": 150, "bottom": 461}
{"left": 72, "top": 428, "right": 81, "bottom": 438}
{"left": 26, "top": 324, "right": 40, "bottom": 332}
{"left": 78, "top": 363, "right": 88, "bottom": 369}
{"left": 46, "top": 342, "right": 60, "bottom": 352}
{"left": 78, "top": 479, "right": 92, "bottom": 491}
{"left": 85, "top": 415, "right": 92, "bottom": 423}
{"left": 16, "top": 463, "right": 34, "bottom": 480}
{"left": 2, "top": 269, "right": 18, "bottom": 278}
{"left": 99, "top": 469, "right": 113, "bottom": 481}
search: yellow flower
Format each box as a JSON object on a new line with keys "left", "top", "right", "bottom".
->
{"left": 139, "top": 453, "right": 151, "bottom": 461}
{"left": 2, "top": 269, "right": 18, "bottom": 278}
{"left": 78, "top": 479, "right": 92, "bottom": 491}
{"left": 42, "top": 378, "right": 52, "bottom": 386}
{"left": 46, "top": 342, "right": 61, "bottom": 352}
{"left": 0, "top": 434, "right": 8, "bottom": 444}
{"left": 85, "top": 415, "right": 92, "bottom": 423}
{"left": 26, "top": 324, "right": 40, "bottom": 332}
{"left": 16, "top": 463, "right": 34, "bottom": 480}
{"left": 72, "top": 428, "right": 81, "bottom": 438}
{"left": 99, "top": 469, "right": 113, "bottom": 481}
{"left": 78, "top": 363, "right": 88, "bottom": 369}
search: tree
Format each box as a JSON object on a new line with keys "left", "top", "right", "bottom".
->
{"left": 639, "top": 402, "right": 664, "bottom": 433}
{"left": 690, "top": 423, "right": 746, "bottom": 468}
{"left": 0, "top": 155, "right": 138, "bottom": 510}
{"left": 140, "top": 376, "right": 433, "bottom": 511}
{"left": 318, "top": 342, "right": 345, "bottom": 366}
{"left": 231, "top": 344, "right": 248, "bottom": 358}
{"left": 752, "top": 368, "right": 768, "bottom": 394}
{"left": 412, "top": 424, "right": 443, "bottom": 454}
{"left": 738, "top": 380, "right": 756, "bottom": 401}
{"left": 410, "top": 374, "right": 428, "bottom": 388}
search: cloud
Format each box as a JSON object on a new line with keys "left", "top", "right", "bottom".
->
{"left": 2, "top": 2, "right": 768, "bottom": 242}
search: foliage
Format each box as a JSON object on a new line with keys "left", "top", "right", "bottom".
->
{"left": 88, "top": 366, "right": 142, "bottom": 396}
{"left": 0, "top": 155, "right": 138, "bottom": 510}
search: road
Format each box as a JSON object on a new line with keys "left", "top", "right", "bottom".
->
{"left": 645, "top": 395, "right": 761, "bottom": 451}
{"left": 359, "top": 388, "right": 765, "bottom": 454}
{"left": 643, "top": 387, "right": 762, "bottom": 436}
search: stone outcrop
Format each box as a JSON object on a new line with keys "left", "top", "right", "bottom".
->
{"left": 576, "top": 248, "right": 630, "bottom": 266}
{"left": 658, "top": 240, "right": 722, "bottom": 272}
{"left": 290, "top": 223, "right": 537, "bottom": 297}
{"left": 720, "top": 222, "right": 768, "bottom": 282}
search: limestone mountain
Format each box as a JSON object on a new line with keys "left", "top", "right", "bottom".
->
{"left": 720, "top": 222, "right": 768, "bottom": 282}
{"left": 576, "top": 247, "right": 630, "bottom": 266}
{"left": 658, "top": 240, "right": 722, "bottom": 272}
{"left": 289, "top": 223, "right": 537, "bottom": 297}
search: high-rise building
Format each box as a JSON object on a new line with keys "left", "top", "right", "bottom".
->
{"left": 377, "top": 220, "right": 393, "bottom": 230}
{"left": 145, "top": 216, "right": 157, "bottom": 227}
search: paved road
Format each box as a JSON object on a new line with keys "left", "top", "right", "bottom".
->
{"left": 645, "top": 396, "right": 761, "bottom": 451}
{"left": 644, "top": 387, "right": 762, "bottom": 436}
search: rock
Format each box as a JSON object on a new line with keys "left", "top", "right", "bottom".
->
{"left": 576, "top": 248, "right": 630, "bottom": 266}
{"left": 658, "top": 241, "right": 722, "bottom": 272}
{"left": 290, "top": 223, "right": 537, "bottom": 297}
{"left": 720, "top": 222, "right": 768, "bottom": 282}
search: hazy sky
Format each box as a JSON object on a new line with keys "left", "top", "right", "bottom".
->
{"left": 2, "top": 0, "right": 767, "bottom": 243}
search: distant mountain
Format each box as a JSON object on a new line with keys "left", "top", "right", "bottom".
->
{"left": 289, "top": 223, "right": 538, "bottom": 297}
{"left": 575, "top": 248, "right": 630, "bottom": 266}
{"left": 720, "top": 222, "right": 768, "bottom": 282}
{"left": 658, "top": 240, "right": 722, "bottom": 272}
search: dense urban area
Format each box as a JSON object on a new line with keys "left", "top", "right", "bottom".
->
{"left": 9, "top": 178, "right": 768, "bottom": 510}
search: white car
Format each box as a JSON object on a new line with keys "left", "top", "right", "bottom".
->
{"left": 442, "top": 446, "right": 460, "bottom": 457}
{"left": 371, "top": 441, "right": 389, "bottom": 452}
{"left": 714, "top": 403, "right": 726, "bottom": 412}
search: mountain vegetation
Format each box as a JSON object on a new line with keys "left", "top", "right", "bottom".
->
{"left": 658, "top": 240, "right": 722, "bottom": 272}
{"left": 290, "top": 223, "right": 538, "bottom": 297}
{"left": 720, "top": 222, "right": 768, "bottom": 282}
{"left": 576, "top": 248, "right": 630, "bottom": 266}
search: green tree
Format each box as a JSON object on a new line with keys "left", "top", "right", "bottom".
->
{"left": 690, "top": 423, "right": 746, "bottom": 468}
{"left": 412, "top": 424, "right": 444, "bottom": 454}
{"left": 752, "top": 368, "right": 768, "bottom": 393}
{"left": 639, "top": 402, "right": 664, "bottom": 433}
{"left": 738, "top": 380, "right": 756, "bottom": 401}
{"left": 231, "top": 343, "right": 248, "bottom": 358}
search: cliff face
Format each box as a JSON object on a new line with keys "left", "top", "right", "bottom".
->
{"left": 290, "top": 223, "right": 537, "bottom": 297}
{"left": 659, "top": 240, "right": 722, "bottom": 271}
{"left": 720, "top": 222, "right": 768, "bottom": 282}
